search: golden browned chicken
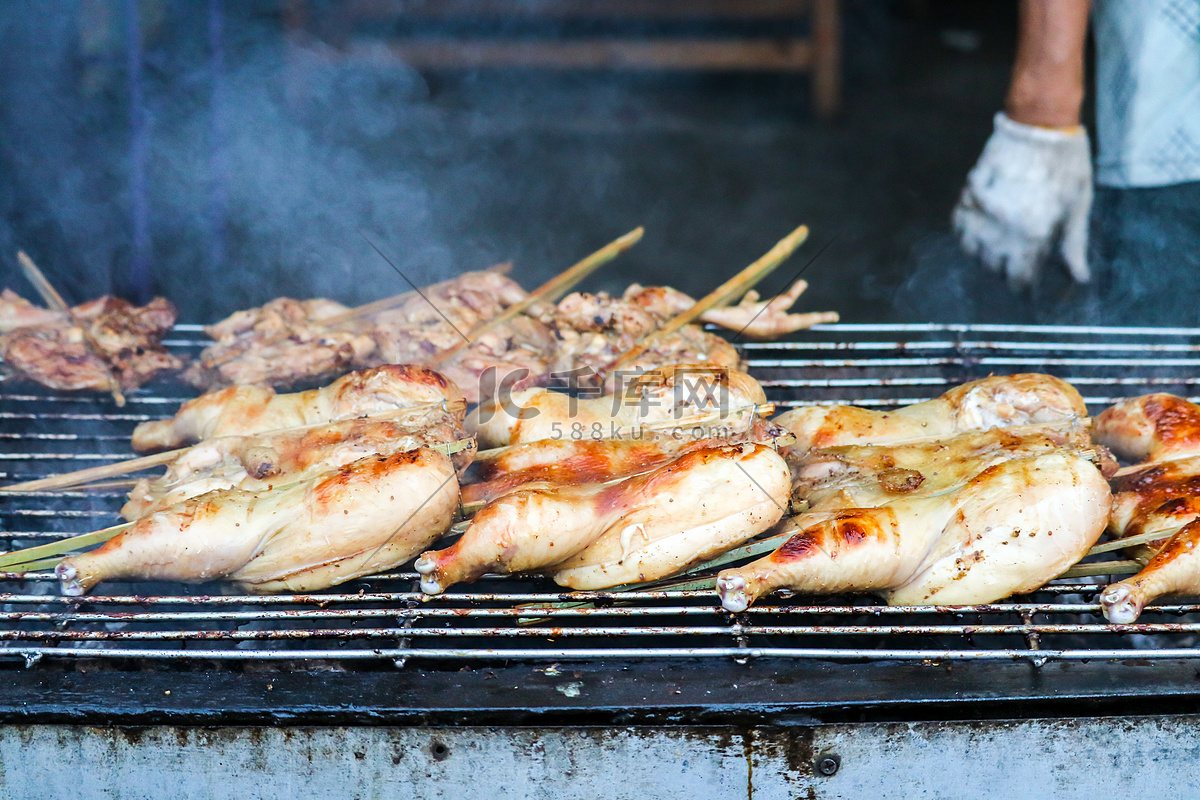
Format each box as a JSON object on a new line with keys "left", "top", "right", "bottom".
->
{"left": 1094, "top": 395, "right": 1200, "bottom": 622}
{"left": 717, "top": 450, "right": 1110, "bottom": 610}
{"left": 416, "top": 443, "right": 790, "bottom": 592}
{"left": 790, "top": 423, "right": 1096, "bottom": 513}
{"left": 57, "top": 448, "right": 459, "bottom": 595}
{"left": 462, "top": 419, "right": 791, "bottom": 507}
{"left": 131, "top": 364, "right": 464, "bottom": 452}
{"left": 774, "top": 373, "right": 1088, "bottom": 454}
{"left": 716, "top": 382, "right": 1109, "bottom": 611}
{"left": 468, "top": 364, "right": 770, "bottom": 449}
{"left": 122, "top": 410, "right": 472, "bottom": 519}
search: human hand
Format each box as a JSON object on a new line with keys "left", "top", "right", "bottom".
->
{"left": 953, "top": 112, "right": 1092, "bottom": 288}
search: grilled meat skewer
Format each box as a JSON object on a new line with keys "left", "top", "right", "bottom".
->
{"left": 132, "top": 364, "right": 464, "bottom": 453}
{"left": 718, "top": 450, "right": 1110, "bottom": 610}
{"left": 416, "top": 443, "right": 789, "bottom": 593}
{"left": 1095, "top": 395, "right": 1200, "bottom": 622}
{"left": 0, "top": 292, "right": 181, "bottom": 393}
{"left": 774, "top": 373, "right": 1088, "bottom": 453}
{"left": 57, "top": 448, "right": 459, "bottom": 595}
{"left": 123, "top": 411, "right": 472, "bottom": 519}
{"left": 463, "top": 419, "right": 790, "bottom": 507}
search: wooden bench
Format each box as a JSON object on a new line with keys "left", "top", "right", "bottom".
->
{"left": 283, "top": 0, "right": 842, "bottom": 118}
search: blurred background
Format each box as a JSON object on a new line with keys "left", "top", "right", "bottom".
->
{"left": 0, "top": 0, "right": 1106, "bottom": 325}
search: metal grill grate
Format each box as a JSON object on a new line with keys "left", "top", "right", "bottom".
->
{"left": 3, "top": 323, "right": 1200, "bottom": 666}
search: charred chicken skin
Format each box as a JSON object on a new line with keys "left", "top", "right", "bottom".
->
{"left": 416, "top": 443, "right": 790, "bottom": 593}
{"left": 58, "top": 448, "right": 459, "bottom": 595}
{"left": 131, "top": 364, "right": 464, "bottom": 453}
{"left": 1094, "top": 395, "right": 1200, "bottom": 622}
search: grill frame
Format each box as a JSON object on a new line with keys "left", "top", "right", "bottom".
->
{"left": 3, "top": 322, "right": 1200, "bottom": 677}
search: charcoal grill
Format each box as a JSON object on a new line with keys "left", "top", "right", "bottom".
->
{"left": 5, "top": 322, "right": 1200, "bottom": 666}
{"left": 7, "top": 324, "right": 1200, "bottom": 800}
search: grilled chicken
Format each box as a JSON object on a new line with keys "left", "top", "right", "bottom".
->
{"left": 790, "top": 423, "right": 1097, "bottom": 514}
{"left": 717, "top": 450, "right": 1110, "bottom": 610}
{"left": 462, "top": 419, "right": 791, "bottom": 507}
{"left": 123, "top": 411, "right": 472, "bottom": 519}
{"left": 183, "top": 297, "right": 376, "bottom": 389}
{"left": 57, "top": 449, "right": 459, "bottom": 595}
{"left": 416, "top": 443, "right": 790, "bottom": 593}
{"left": 367, "top": 271, "right": 558, "bottom": 404}
{"left": 468, "top": 364, "right": 769, "bottom": 449}
{"left": 774, "top": 374, "right": 1089, "bottom": 453}
{"left": 545, "top": 290, "right": 743, "bottom": 386}
{"left": 1094, "top": 395, "right": 1200, "bottom": 622}
{"left": 131, "top": 364, "right": 464, "bottom": 453}
{"left": 0, "top": 295, "right": 181, "bottom": 392}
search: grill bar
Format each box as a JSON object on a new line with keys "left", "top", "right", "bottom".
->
{"left": 2, "top": 323, "right": 1199, "bottom": 666}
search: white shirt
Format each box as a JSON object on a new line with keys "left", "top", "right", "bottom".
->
{"left": 1093, "top": 0, "right": 1200, "bottom": 187}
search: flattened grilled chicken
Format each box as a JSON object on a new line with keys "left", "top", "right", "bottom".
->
{"left": 131, "top": 364, "right": 464, "bottom": 453}
{"left": 57, "top": 449, "right": 459, "bottom": 595}
{"left": 1094, "top": 395, "right": 1200, "bottom": 622}
{"left": 717, "top": 450, "right": 1110, "bottom": 610}
{"left": 0, "top": 294, "right": 181, "bottom": 392}
{"left": 184, "top": 298, "right": 376, "bottom": 389}
{"left": 123, "top": 411, "right": 472, "bottom": 519}
{"left": 791, "top": 423, "right": 1096, "bottom": 514}
{"left": 416, "top": 443, "right": 789, "bottom": 592}
{"left": 367, "top": 271, "right": 558, "bottom": 403}
{"left": 469, "top": 364, "right": 769, "bottom": 448}
{"left": 462, "top": 419, "right": 791, "bottom": 506}
{"left": 774, "top": 374, "right": 1088, "bottom": 453}
{"left": 545, "top": 290, "right": 741, "bottom": 385}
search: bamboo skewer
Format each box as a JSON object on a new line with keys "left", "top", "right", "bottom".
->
{"left": 0, "top": 438, "right": 477, "bottom": 573}
{"left": 0, "top": 522, "right": 133, "bottom": 570}
{"left": 16, "top": 250, "right": 126, "bottom": 406}
{"left": 0, "top": 399, "right": 466, "bottom": 494}
{"left": 0, "top": 449, "right": 186, "bottom": 494}
{"left": 427, "top": 227, "right": 644, "bottom": 368}
{"left": 604, "top": 225, "right": 810, "bottom": 374}
{"left": 1058, "top": 561, "right": 1142, "bottom": 579}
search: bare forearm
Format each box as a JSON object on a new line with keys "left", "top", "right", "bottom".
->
{"left": 1005, "top": 0, "right": 1091, "bottom": 128}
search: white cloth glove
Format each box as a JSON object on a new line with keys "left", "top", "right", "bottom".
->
{"left": 953, "top": 111, "right": 1093, "bottom": 288}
